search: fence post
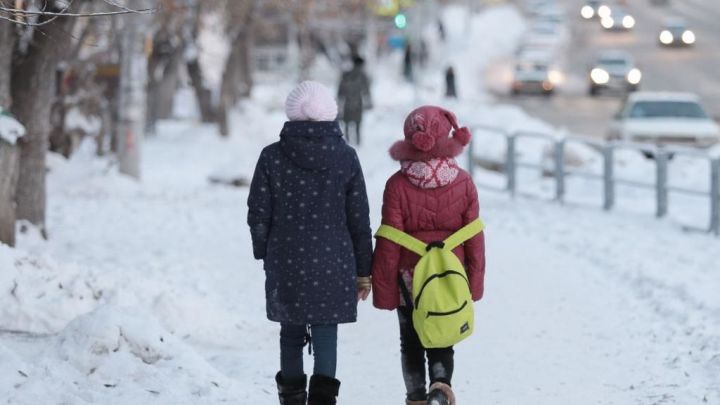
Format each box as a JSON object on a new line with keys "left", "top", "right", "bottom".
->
{"left": 710, "top": 158, "right": 720, "bottom": 236}
{"left": 656, "top": 148, "right": 669, "bottom": 218}
{"left": 603, "top": 144, "right": 615, "bottom": 211}
{"left": 506, "top": 134, "right": 517, "bottom": 197}
{"left": 555, "top": 139, "right": 566, "bottom": 203}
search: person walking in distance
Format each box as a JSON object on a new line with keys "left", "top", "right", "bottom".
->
{"left": 247, "top": 81, "right": 373, "bottom": 405}
{"left": 338, "top": 55, "right": 372, "bottom": 146}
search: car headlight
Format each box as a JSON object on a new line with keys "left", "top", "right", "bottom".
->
{"left": 659, "top": 30, "right": 674, "bottom": 44}
{"left": 622, "top": 15, "right": 635, "bottom": 29}
{"left": 682, "top": 30, "right": 696, "bottom": 44}
{"left": 548, "top": 69, "right": 563, "bottom": 84}
{"left": 601, "top": 16, "right": 614, "bottom": 29}
{"left": 591, "top": 68, "right": 610, "bottom": 84}
{"left": 627, "top": 68, "right": 642, "bottom": 85}
{"left": 598, "top": 5, "right": 611, "bottom": 18}
{"left": 581, "top": 5, "right": 595, "bottom": 19}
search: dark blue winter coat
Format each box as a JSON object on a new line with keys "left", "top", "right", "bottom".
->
{"left": 247, "top": 120, "right": 372, "bottom": 325}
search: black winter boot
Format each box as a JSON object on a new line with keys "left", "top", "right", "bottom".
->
{"left": 427, "top": 382, "right": 455, "bottom": 405}
{"left": 276, "top": 371, "right": 307, "bottom": 405}
{"left": 307, "top": 374, "right": 340, "bottom": 405}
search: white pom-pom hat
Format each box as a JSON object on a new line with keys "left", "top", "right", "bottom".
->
{"left": 285, "top": 81, "right": 338, "bottom": 122}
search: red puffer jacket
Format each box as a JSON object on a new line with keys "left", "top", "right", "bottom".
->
{"left": 371, "top": 169, "right": 486, "bottom": 310}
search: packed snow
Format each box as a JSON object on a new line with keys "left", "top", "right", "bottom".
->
{"left": 0, "top": 109, "right": 26, "bottom": 145}
{"left": 1, "top": 4, "right": 719, "bottom": 405}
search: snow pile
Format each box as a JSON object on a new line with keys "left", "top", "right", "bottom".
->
{"left": 2, "top": 306, "right": 244, "bottom": 404}
{"left": 0, "top": 108, "right": 26, "bottom": 145}
{"left": 64, "top": 106, "right": 102, "bottom": 136}
{"left": 0, "top": 243, "right": 102, "bottom": 334}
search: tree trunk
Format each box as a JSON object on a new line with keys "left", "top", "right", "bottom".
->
{"left": 0, "top": 22, "right": 11, "bottom": 108}
{"left": 0, "top": 142, "right": 20, "bottom": 247}
{"left": 218, "top": 26, "right": 254, "bottom": 137}
{"left": 117, "top": 14, "right": 149, "bottom": 179}
{"left": 186, "top": 56, "right": 215, "bottom": 123}
{"left": 11, "top": 11, "right": 78, "bottom": 235}
{"left": 0, "top": 21, "right": 18, "bottom": 246}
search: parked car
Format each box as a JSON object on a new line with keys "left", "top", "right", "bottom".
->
{"left": 588, "top": 51, "right": 642, "bottom": 95}
{"left": 658, "top": 18, "right": 695, "bottom": 47}
{"left": 608, "top": 92, "right": 720, "bottom": 148}
{"left": 580, "top": 0, "right": 605, "bottom": 19}
{"left": 511, "top": 59, "right": 561, "bottom": 96}
{"left": 600, "top": 7, "right": 635, "bottom": 31}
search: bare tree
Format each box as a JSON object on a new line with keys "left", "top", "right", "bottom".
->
{"left": 1, "top": 0, "right": 156, "bottom": 240}
{"left": 117, "top": 3, "right": 149, "bottom": 178}
{"left": 11, "top": 1, "right": 83, "bottom": 237}
{"left": 0, "top": 21, "right": 19, "bottom": 246}
{"left": 217, "top": 0, "right": 255, "bottom": 136}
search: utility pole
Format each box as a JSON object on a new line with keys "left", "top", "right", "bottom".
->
{"left": 117, "top": 11, "right": 149, "bottom": 179}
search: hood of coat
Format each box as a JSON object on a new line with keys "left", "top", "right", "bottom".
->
{"left": 279, "top": 121, "right": 345, "bottom": 171}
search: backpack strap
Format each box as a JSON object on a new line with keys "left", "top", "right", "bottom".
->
{"left": 443, "top": 218, "right": 485, "bottom": 251}
{"left": 375, "top": 225, "right": 427, "bottom": 257}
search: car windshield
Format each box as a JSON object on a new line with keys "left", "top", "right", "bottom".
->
{"left": 516, "top": 63, "right": 548, "bottom": 73}
{"left": 628, "top": 101, "right": 708, "bottom": 119}
{"left": 599, "top": 58, "right": 628, "bottom": 66}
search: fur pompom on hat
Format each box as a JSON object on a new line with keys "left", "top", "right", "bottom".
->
{"left": 285, "top": 81, "right": 338, "bottom": 122}
{"left": 389, "top": 105, "right": 472, "bottom": 161}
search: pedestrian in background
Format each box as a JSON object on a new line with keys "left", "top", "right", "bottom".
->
{"left": 445, "top": 66, "right": 457, "bottom": 99}
{"left": 338, "top": 56, "right": 372, "bottom": 145}
{"left": 371, "top": 106, "right": 486, "bottom": 405}
{"left": 247, "top": 81, "right": 373, "bottom": 405}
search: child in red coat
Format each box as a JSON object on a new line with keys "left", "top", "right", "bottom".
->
{"left": 371, "top": 106, "right": 486, "bottom": 405}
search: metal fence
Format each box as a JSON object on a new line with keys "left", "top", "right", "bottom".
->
{"left": 467, "top": 125, "right": 720, "bottom": 236}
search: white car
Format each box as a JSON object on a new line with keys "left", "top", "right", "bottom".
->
{"left": 580, "top": 0, "right": 607, "bottom": 19}
{"left": 588, "top": 51, "right": 641, "bottom": 95}
{"left": 609, "top": 92, "right": 720, "bottom": 148}
{"left": 658, "top": 18, "right": 696, "bottom": 47}
{"left": 600, "top": 7, "right": 635, "bottom": 31}
{"left": 511, "top": 59, "right": 561, "bottom": 95}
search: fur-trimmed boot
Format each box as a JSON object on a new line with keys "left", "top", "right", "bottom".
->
{"left": 308, "top": 374, "right": 341, "bottom": 405}
{"left": 427, "top": 382, "right": 456, "bottom": 405}
{"left": 406, "top": 400, "right": 427, "bottom": 405}
{"left": 276, "top": 372, "right": 307, "bottom": 405}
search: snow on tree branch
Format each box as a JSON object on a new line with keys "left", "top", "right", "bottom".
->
{"left": 0, "top": 108, "right": 26, "bottom": 145}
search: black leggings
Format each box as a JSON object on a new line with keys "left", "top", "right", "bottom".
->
{"left": 398, "top": 308, "right": 454, "bottom": 401}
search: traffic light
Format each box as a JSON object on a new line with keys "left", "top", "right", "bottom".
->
{"left": 394, "top": 12, "right": 407, "bottom": 29}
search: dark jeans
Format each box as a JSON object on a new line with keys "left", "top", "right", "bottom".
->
{"left": 344, "top": 120, "right": 362, "bottom": 145}
{"left": 280, "top": 323, "right": 338, "bottom": 380}
{"left": 398, "top": 308, "right": 454, "bottom": 401}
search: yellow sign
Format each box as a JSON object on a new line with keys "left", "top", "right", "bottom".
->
{"left": 371, "top": 0, "right": 415, "bottom": 17}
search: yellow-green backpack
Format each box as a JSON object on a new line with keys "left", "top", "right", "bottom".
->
{"left": 375, "top": 218, "right": 485, "bottom": 348}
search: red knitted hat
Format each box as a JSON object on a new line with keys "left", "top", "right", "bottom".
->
{"left": 389, "top": 105, "right": 472, "bottom": 161}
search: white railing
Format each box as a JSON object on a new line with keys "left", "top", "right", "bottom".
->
{"left": 467, "top": 125, "right": 720, "bottom": 236}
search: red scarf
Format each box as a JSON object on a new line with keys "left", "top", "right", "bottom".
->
{"left": 400, "top": 158, "right": 459, "bottom": 189}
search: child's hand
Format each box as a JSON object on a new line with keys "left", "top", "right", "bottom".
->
{"left": 357, "top": 277, "right": 372, "bottom": 302}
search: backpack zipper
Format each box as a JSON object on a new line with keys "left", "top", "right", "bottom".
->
{"left": 427, "top": 300, "right": 468, "bottom": 318}
{"left": 414, "top": 270, "right": 469, "bottom": 308}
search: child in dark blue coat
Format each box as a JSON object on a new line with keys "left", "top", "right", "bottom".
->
{"left": 247, "top": 81, "right": 373, "bottom": 405}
